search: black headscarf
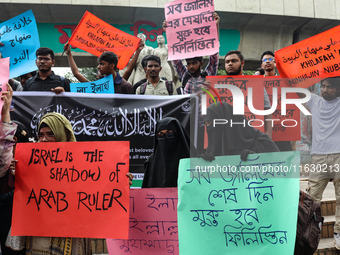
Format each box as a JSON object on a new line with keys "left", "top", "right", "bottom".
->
{"left": 142, "top": 117, "right": 195, "bottom": 188}
{"left": 206, "top": 102, "right": 279, "bottom": 156}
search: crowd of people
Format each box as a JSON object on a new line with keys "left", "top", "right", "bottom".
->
{"left": 0, "top": 10, "right": 339, "bottom": 255}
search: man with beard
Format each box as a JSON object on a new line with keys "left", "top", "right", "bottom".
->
{"left": 224, "top": 50, "right": 245, "bottom": 76}
{"left": 224, "top": 50, "right": 273, "bottom": 138}
{"left": 136, "top": 55, "right": 176, "bottom": 95}
{"left": 24, "top": 47, "right": 70, "bottom": 93}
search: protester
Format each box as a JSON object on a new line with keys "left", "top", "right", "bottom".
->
{"left": 22, "top": 113, "right": 132, "bottom": 254}
{"left": 63, "top": 44, "right": 88, "bottom": 83}
{"left": 254, "top": 67, "right": 265, "bottom": 76}
{"left": 303, "top": 77, "right": 340, "bottom": 249}
{"left": 142, "top": 117, "right": 195, "bottom": 188}
{"left": 162, "top": 12, "right": 220, "bottom": 94}
{"left": 161, "top": 13, "right": 220, "bottom": 152}
{"left": 204, "top": 102, "right": 279, "bottom": 158}
{"left": 136, "top": 55, "right": 176, "bottom": 95}
{"left": 19, "top": 72, "right": 37, "bottom": 88}
{"left": 7, "top": 71, "right": 37, "bottom": 92}
{"left": 261, "top": 50, "right": 277, "bottom": 77}
{"left": 260, "top": 50, "right": 293, "bottom": 151}
{"left": 133, "top": 55, "right": 150, "bottom": 93}
{"left": 0, "top": 86, "right": 17, "bottom": 178}
{"left": 7, "top": 79, "right": 22, "bottom": 92}
{"left": 2, "top": 119, "right": 30, "bottom": 255}
{"left": 7, "top": 70, "right": 37, "bottom": 91}
{"left": 23, "top": 47, "right": 70, "bottom": 93}
{"left": 0, "top": 85, "right": 25, "bottom": 255}
{"left": 224, "top": 50, "right": 273, "bottom": 138}
{"left": 64, "top": 41, "right": 144, "bottom": 83}
{"left": 224, "top": 50, "right": 245, "bottom": 76}
{"left": 23, "top": 113, "right": 91, "bottom": 255}
{"left": 97, "top": 51, "right": 134, "bottom": 94}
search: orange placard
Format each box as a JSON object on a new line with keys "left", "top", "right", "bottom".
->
{"left": 68, "top": 11, "right": 140, "bottom": 70}
{"left": 275, "top": 25, "right": 340, "bottom": 88}
{"left": 12, "top": 141, "right": 130, "bottom": 239}
{"left": 206, "top": 76, "right": 265, "bottom": 132}
{"left": 203, "top": 76, "right": 264, "bottom": 149}
{"left": 204, "top": 76, "right": 301, "bottom": 143}
{"left": 263, "top": 77, "right": 301, "bottom": 141}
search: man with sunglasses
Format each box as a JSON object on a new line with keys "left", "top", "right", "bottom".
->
{"left": 24, "top": 47, "right": 70, "bottom": 94}
{"left": 260, "top": 50, "right": 292, "bottom": 151}
{"left": 260, "top": 51, "right": 277, "bottom": 77}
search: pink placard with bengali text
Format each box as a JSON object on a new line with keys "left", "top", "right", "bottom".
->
{"left": 165, "top": 0, "right": 218, "bottom": 60}
{"left": 0, "top": 58, "right": 9, "bottom": 113}
{"left": 106, "top": 188, "right": 178, "bottom": 255}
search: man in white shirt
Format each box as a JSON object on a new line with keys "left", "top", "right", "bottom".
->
{"left": 136, "top": 55, "right": 177, "bottom": 96}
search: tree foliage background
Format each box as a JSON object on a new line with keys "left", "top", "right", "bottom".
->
{"left": 64, "top": 67, "right": 97, "bottom": 83}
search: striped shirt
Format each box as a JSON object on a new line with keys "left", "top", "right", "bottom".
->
{"left": 172, "top": 52, "right": 219, "bottom": 94}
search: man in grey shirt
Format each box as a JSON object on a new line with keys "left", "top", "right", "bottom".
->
{"left": 305, "top": 77, "right": 340, "bottom": 249}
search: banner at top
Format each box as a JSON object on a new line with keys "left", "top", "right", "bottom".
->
{"left": 275, "top": 25, "right": 340, "bottom": 88}
{"left": 68, "top": 11, "right": 141, "bottom": 70}
{"left": 165, "top": 0, "right": 219, "bottom": 60}
{"left": 0, "top": 10, "right": 40, "bottom": 79}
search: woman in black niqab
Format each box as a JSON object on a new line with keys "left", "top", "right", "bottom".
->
{"left": 142, "top": 117, "right": 195, "bottom": 188}
{"left": 205, "top": 102, "right": 279, "bottom": 156}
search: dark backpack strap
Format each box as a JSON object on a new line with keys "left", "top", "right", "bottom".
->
{"left": 165, "top": 80, "right": 173, "bottom": 95}
{"left": 25, "top": 77, "right": 34, "bottom": 90}
{"left": 140, "top": 81, "right": 148, "bottom": 95}
{"left": 176, "top": 87, "right": 184, "bottom": 95}
{"left": 60, "top": 76, "right": 65, "bottom": 88}
{"left": 182, "top": 71, "right": 191, "bottom": 88}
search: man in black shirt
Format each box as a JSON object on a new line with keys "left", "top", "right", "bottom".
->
{"left": 97, "top": 51, "right": 134, "bottom": 94}
{"left": 24, "top": 47, "right": 70, "bottom": 93}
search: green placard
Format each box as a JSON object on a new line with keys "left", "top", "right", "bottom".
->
{"left": 178, "top": 151, "right": 300, "bottom": 255}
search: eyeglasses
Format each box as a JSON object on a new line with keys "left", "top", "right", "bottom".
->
{"left": 37, "top": 132, "right": 55, "bottom": 141}
{"left": 37, "top": 57, "right": 52, "bottom": 62}
{"left": 262, "top": 57, "right": 275, "bottom": 62}
{"left": 156, "top": 130, "right": 175, "bottom": 139}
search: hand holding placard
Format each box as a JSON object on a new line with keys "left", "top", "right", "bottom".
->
{"left": 68, "top": 11, "right": 141, "bottom": 70}
{"left": 12, "top": 141, "right": 130, "bottom": 239}
{"left": 0, "top": 10, "right": 40, "bottom": 78}
{"left": 164, "top": 0, "right": 219, "bottom": 60}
